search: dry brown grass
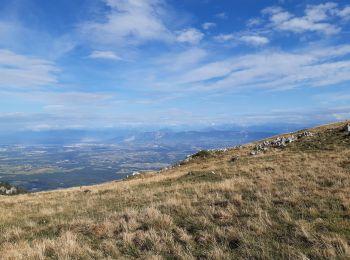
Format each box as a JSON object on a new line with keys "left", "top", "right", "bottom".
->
{"left": 0, "top": 121, "right": 349, "bottom": 259}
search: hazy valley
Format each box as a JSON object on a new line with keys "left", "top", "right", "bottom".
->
{"left": 0, "top": 129, "right": 276, "bottom": 192}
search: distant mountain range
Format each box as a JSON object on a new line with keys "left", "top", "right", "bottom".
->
{"left": 0, "top": 123, "right": 312, "bottom": 145}
{"left": 116, "top": 130, "right": 276, "bottom": 149}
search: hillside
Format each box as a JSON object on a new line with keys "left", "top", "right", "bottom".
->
{"left": 0, "top": 121, "right": 349, "bottom": 259}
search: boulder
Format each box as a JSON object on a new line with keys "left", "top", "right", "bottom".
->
{"left": 0, "top": 183, "right": 26, "bottom": 195}
{"left": 298, "top": 131, "right": 314, "bottom": 138}
{"left": 344, "top": 123, "right": 350, "bottom": 133}
{"left": 249, "top": 131, "right": 314, "bottom": 155}
{"left": 5, "top": 187, "right": 17, "bottom": 195}
{"left": 0, "top": 186, "right": 6, "bottom": 193}
{"left": 132, "top": 171, "right": 140, "bottom": 176}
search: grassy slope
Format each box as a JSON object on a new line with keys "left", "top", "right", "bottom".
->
{"left": 0, "top": 121, "right": 349, "bottom": 259}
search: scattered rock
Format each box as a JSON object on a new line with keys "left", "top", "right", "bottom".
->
{"left": 159, "top": 167, "right": 169, "bottom": 172}
{"left": 207, "top": 148, "right": 228, "bottom": 153}
{"left": 297, "top": 131, "right": 314, "bottom": 138}
{"left": 183, "top": 155, "right": 193, "bottom": 163}
{"left": 183, "top": 147, "right": 232, "bottom": 164}
{"left": 6, "top": 187, "right": 17, "bottom": 195}
{"left": 0, "top": 182, "right": 25, "bottom": 196}
{"left": 250, "top": 131, "right": 314, "bottom": 155}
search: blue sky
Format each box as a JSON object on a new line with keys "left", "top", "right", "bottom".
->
{"left": 0, "top": 0, "right": 350, "bottom": 131}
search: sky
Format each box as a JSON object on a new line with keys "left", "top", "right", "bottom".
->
{"left": 0, "top": 0, "right": 350, "bottom": 131}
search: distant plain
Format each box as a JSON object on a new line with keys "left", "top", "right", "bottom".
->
{"left": 0, "top": 130, "right": 276, "bottom": 191}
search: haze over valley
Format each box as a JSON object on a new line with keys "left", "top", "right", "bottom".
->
{"left": 0, "top": 128, "right": 277, "bottom": 191}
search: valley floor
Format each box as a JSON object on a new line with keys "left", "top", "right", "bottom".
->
{"left": 0, "top": 121, "right": 349, "bottom": 259}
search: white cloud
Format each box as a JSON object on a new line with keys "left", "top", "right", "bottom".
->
{"left": 215, "top": 12, "right": 228, "bottom": 19}
{"left": 0, "top": 90, "right": 118, "bottom": 130}
{"left": 1, "top": 105, "right": 349, "bottom": 130}
{"left": 0, "top": 90, "right": 117, "bottom": 113}
{"left": 239, "top": 35, "right": 269, "bottom": 46}
{"left": 176, "top": 28, "right": 204, "bottom": 45}
{"left": 177, "top": 44, "right": 350, "bottom": 91}
{"left": 214, "top": 34, "right": 269, "bottom": 46}
{"left": 155, "top": 47, "right": 207, "bottom": 71}
{"left": 80, "top": 0, "right": 172, "bottom": 46}
{"left": 213, "top": 33, "right": 235, "bottom": 42}
{"left": 262, "top": 3, "right": 341, "bottom": 35}
{"left": 305, "top": 2, "right": 338, "bottom": 22}
{"left": 238, "top": 107, "right": 350, "bottom": 125}
{"left": 202, "top": 22, "right": 216, "bottom": 30}
{"left": 0, "top": 19, "right": 77, "bottom": 59}
{"left": 88, "top": 51, "right": 122, "bottom": 60}
{"left": 0, "top": 49, "right": 58, "bottom": 88}
{"left": 278, "top": 17, "right": 340, "bottom": 35}
{"left": 246, "top": 18, "right": 263, "bottom": 27}
{"left": 337, "top": 6, "right": 350, "bottom": 20}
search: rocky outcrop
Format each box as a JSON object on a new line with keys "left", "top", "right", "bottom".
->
{"left": 0, "top": 182, "right": 26, "bottom": 196}
{"left": 250, "top": 131, "right": 314, "bottom": 155}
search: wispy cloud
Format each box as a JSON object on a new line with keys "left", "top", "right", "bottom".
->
{"left": 0, "top": 49, "right": 58, "bottom": 88}
{"left": 213, "top": 33, "right": 235, "bottom": 42}
{"left": 155, "top": 47, "right": 207, "bottom": 72}
{"left": 246, "top": 17, "right": 263, "bottom": 27}
{"left": 215, "top": 12, "right": 228, "bottom": 19}
{"left": 176, "top": 28, "right": 204, "bottom": 45}
{"left": 0, "top": 18, "right": 77, "bottom": 59}
{"left": 0, "top": 90, "right": 118, "bottom": 114}
{"left": 337, "top": 6, "right": 350, "bottom": 20}
{"left": 1, "top": 105, "right": 349, "bottom": 131}
{"left": 174, "top": 44, "right": 350, "bottom": 92}
{"left": 202, "top": 22, "right": 216, "bottom": 30}
{"left": 239, "top": 35, "right": 269, "bottom": 46}
{"left": 79, "top": 0, "right": 172, "bottom": 46}
{"left": 88, "top": 51, "right": 123, "bottom": 61}
{"left": 230, "top": 106, "right": 350, "bottom": 126}
{"left": 214, "top": 34, "right": 269, "bottom": 46}
{"left": 261, "top": 3, "right": 344, "bottom": 35}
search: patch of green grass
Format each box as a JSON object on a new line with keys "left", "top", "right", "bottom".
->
{"left": 192, "top": 150, "right": 213, "bottom": 159}
{"left": 177, "top": 171, "right": 225, "bottom": 183}
{"left": 290, "top": 128, "right": 350, "bottom": 152}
